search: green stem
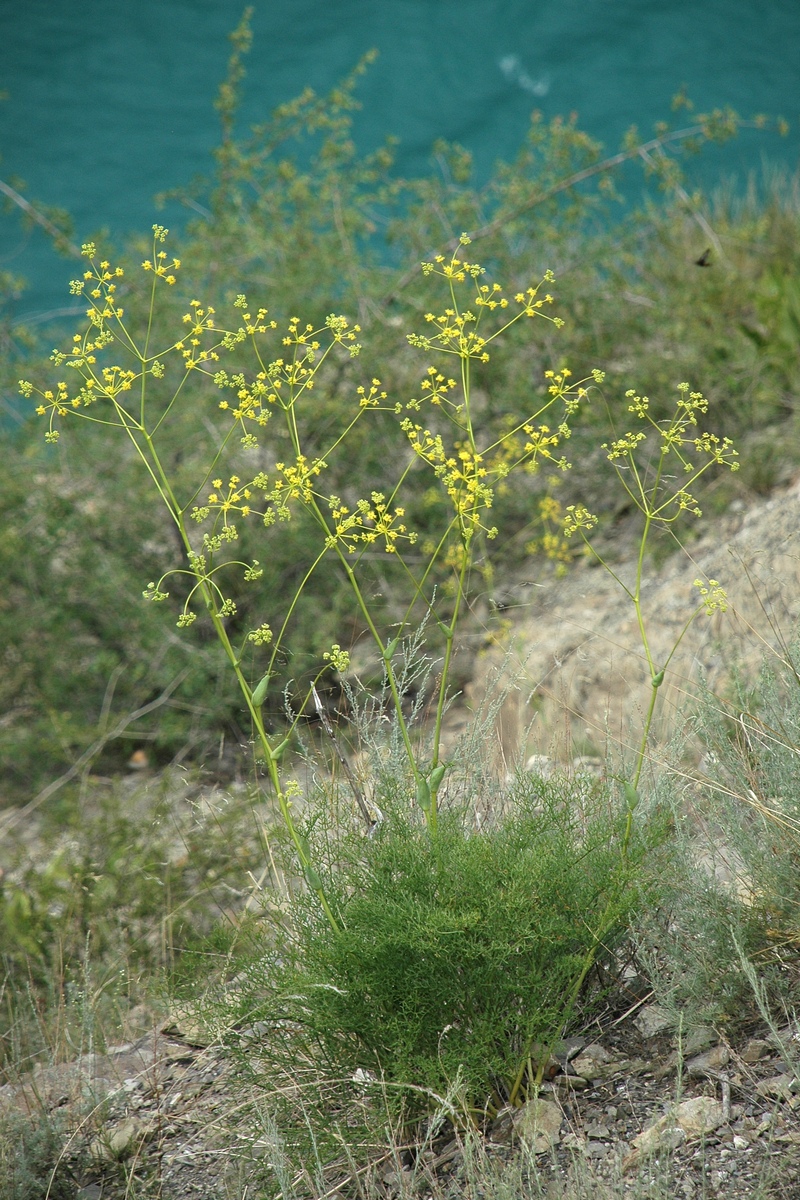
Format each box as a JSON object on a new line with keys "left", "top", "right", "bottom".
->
{"left": 138, "top": 421, "right": 340, "bottom": 930}
{"left": 335, "top": 546, "right": 422, "bottom": 792}
{"left": 429, "top": 537, "right": 470, "bottom": 823}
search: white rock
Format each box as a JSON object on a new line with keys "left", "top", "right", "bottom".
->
{"left": 629, "top": 1124, "right": 685, "bottom": 1160}
{"left": 675, "top": 1096, "right": 726, "bottom": 1137}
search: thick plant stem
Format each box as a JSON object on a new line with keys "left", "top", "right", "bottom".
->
{"left": 427, "top": 352, "right": 479, "bottom": 822}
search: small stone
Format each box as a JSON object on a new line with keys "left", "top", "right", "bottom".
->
{"left": 675, "top": 1096, "right": 727, "bottom": 1137}
{"left": 624, "top": 1095, "right": 726, "bottom": 1170}
{"left": 634, "top": 1005, "right": 672, "bottom": 1038}
{"left": 686, "top": 1045, "right": 730, "bottom": 1077}
{"left": 552, "top": 1036, "right": 585, "bottom": 1065}
{"left": 88, "top": 1117, "right": 153, "bottom": 1162}
{"left": 741, "top": 1038, "right": 769, "bottom": 1064}
{"left": 585, "top": 1140, "right": 608, "bottom": 1158}
{"left": 585, "top": 1121, "right": 611, "bottom": 1139}
{"left": 733, "top": 1135, "right": 749, "bottom": 1150}
{"left": 683, "top": 1026, "right": 716, "bottom": 1056}
{"left": 627, "top": 1124, "right": 685, "bottom": 1164}
{"left": 756, "top": 1073, "right": 797, "bottom": 1099}
{"left": 571, "top": 1043, "right": 616, "bottom": 1080}
{"left": 514, "top": 1098, "right": 563, "bottom": 1153}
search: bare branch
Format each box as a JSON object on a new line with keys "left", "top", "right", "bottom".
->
{"left": 0, "top": 669, "right": 191, "bottom": 836}
{"left": 0, "top": 177, "right": 81, "bottom": 257}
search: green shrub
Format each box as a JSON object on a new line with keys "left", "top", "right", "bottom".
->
{"left": 0, "top": 1110, "right": 79, "bottom": 1200}
{"left": 226, "top": 771, "right": 658, "bottom": 1119}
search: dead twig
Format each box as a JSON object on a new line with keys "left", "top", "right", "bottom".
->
{"left": 0, "top": 669, "right": 191, "bottom": 835}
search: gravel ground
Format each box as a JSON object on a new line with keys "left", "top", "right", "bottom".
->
{"left": 4, "top": 1002, "right": 800, "bottom": 1199}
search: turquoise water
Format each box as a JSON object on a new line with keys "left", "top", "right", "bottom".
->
{"left": 1, "top": 0, "right": 799, "bottom": 322}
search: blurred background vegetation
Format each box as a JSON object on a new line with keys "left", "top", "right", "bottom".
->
{"left": 1, "top": 26, "right": 799, "bottom": 798}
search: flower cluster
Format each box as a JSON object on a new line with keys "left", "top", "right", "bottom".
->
{"left": 214, "top": 313, "right": 362, "bottom": 447}
{"left": 326, "top": 493, "right": 417, "bottom": 554}
{"left": 248, "top": 623, "right": 274, "bottom": 646}
{"left": 563, "top": 504, "right": 599, "bottom": 536}
{"left": 694, "top": 577, "right": 728, "bottom": 614}
{"left": 401, "top": 416, "right": 497, "bottom": 542}
{"left": 323, "top": 644, "right": 351, "bottom": 673}
{"left": 600, "top": 382, "right": 739, "bottom": 524}
{"left": 406, "top": 367, "right": 459, "bottom": 414}
{"left": 410, "top": 239, "right": 563, "bottom": 365}
{"left": 20, "top": 228, "right": 193, "bottom": 441}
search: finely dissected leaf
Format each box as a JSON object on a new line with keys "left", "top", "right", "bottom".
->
{"left": 261, "top": 774, "right": 649, "bottom": 1115}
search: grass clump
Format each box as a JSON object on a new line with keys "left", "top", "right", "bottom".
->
{"left": 691, "top": 641, "right": 800, "bottom": 963}
{"left": 628, "top": 639, "right": 800, "bottom": 1027}
{"left": 0, "top": 770, "right": 274, "bottom": 1072}
{"left": 0, "top": 1110, "right": 80, "bottom": 1200}
{"left": 215, "top": 769, "right": 658, "bottom": 1126}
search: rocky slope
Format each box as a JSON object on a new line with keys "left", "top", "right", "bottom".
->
{"left": 458, "top": 476, "right": 800, "bottom": 773}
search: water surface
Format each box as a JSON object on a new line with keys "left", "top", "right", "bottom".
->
{"left": 1, "top": 0, "right": 798, "bottom": 320}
